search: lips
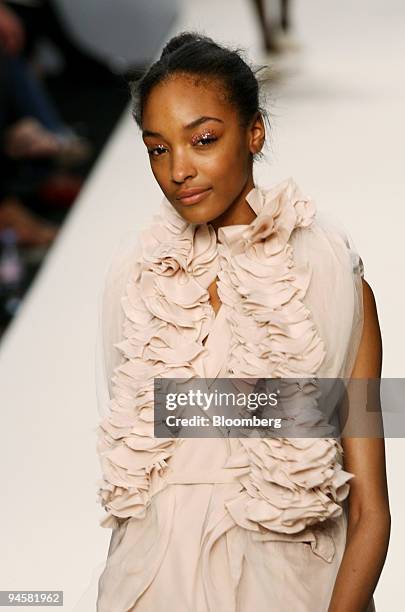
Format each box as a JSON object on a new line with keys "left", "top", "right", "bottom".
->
{"left": 176, "top": 188, "right": 212, "bottom": 205}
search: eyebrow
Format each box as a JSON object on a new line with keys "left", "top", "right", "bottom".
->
{"left": 142, "top": 115, "right": 224, "bottom": 138}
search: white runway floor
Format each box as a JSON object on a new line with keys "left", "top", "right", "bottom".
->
{"left": 0, "top": 1, "right": 403, "bottom": 609}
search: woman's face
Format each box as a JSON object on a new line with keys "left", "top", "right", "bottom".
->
{"left": 141, "top": 72, "right": 265, "bottom": 227}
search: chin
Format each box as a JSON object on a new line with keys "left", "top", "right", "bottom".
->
{"left": 172, "top": 202, "right": 226, "bottom": 225}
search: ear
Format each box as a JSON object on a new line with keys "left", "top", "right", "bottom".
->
{"left": 248, "top": 112, "right": 266, "bottom": 155}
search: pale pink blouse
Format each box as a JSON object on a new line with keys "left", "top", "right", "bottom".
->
{"left": 94, "top": 178, "right": 374, "bottom": 612}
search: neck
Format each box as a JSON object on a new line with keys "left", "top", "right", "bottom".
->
{"left": 209, "top": 174, "right": 257, "bottom": 237}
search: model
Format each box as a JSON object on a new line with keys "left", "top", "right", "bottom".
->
{"left": 95, "top": 31, "right": 390, "bottom": 612}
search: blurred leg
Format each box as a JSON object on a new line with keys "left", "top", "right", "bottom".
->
{"left": 252, "top": 0, "right": 280, "bottom": 52}
{"left": 3, "top": 56, "right": 91, "bottom": 163}
{"left": 281, "top": 0, "right": 290, "bottom": 32}
{"left": 5, "top": 55, "right": 66, "bottom": 134}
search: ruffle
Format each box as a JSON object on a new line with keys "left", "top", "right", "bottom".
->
{"left": 96, "top": 177, "right": 354, "bottom": 535}
{"left": 96, "top": 200, "right": 220, "bottom": 528}
{"left": 224, "top": 435, "right": 352, "bottom": 535}
{"left": 217, "top": 178, "right": 325, "bottom": 379}
{"left": 215, "top": 179, "right": 354, "bottom": 534}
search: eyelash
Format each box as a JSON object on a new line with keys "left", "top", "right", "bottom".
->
{"left": 147, "top": 132, "right": 218, "bottom": 158}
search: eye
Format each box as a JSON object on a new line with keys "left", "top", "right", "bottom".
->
{"left": 147, "top": 144, "right": 167, "bottom": 158}
{"left": 146, "top": 132, "right": 218, "bottom": 158}
{"left": 193, "top": 132, "right": 218, "bottom": 147}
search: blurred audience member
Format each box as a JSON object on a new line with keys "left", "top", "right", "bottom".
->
{"left": 0, "top": 0, "right": 94, "bottom": 246}
{"left": 5, "top": 0, "right": 118, "bottom": 82}
{"left": 3, "top": 54, "right": 91, "bottom": 164}
{"left": 0, "top": 4, "right": 59, "bottom": 245}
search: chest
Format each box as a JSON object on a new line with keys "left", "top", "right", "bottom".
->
{"left": 207, "top": 279, "right": 222, "bottom": 316}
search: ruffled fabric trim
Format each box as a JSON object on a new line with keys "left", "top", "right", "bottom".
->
{"left": 96, "top": 177, "right": 354, "bottom": 534}
{"left": 216, "top": 179, "right": 353, "bottom": 534}
{"left": 217, "top": 178, "right": 325, "bottom": 378}
{"left": 224, "top": 435, "right": 351, "bottom": 535}
{"left": 96, "top": 200, "right": 220, "bottom": 528}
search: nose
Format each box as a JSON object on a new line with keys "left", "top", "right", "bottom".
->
{"left": 171, "top": 148, "right": 196, "bottom": 183}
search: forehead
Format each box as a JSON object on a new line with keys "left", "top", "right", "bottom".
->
{"left": 142, "top": 73, "right": 236, "bottom": 127}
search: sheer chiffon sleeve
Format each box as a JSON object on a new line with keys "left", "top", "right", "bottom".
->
{"left": 290, "top": 211, "right": 365, "bottom": 379}
{"left": 94, "top": 231, "right": 142, "bottom": 418}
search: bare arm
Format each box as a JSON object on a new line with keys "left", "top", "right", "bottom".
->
{"left": 328, "top": 279, "right": 391, "bottom": 612}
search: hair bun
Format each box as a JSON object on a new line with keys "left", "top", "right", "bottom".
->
{"left": 160, "top": 31, "right": 207, "bottom": 59}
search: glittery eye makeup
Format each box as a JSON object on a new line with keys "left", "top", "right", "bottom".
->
{"left": 146, "top": 129, "right": 219, "bottom": 158}
{"left": 147, "top": 144, "right": 166, "bottom": 157}
{"left": 191, "top": 130, "right": 218, "bottom": 146}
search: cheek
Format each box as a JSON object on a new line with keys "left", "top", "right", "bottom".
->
{"left": 202, "top": 143, "right": 247, "bottom": 185}
{"left": 212, "top": 144, "right": 250, "bottom": 196}
{"left": 149, "top": 160, "right": 171, "bottom": 195}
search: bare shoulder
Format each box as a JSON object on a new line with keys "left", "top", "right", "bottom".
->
{"left": 361, "top": 277, "right": 376, "bottom": 305}
{"left": 361, "top": 277, "right": 380, "bottom": 340}
{"left": 351, "top": 277, "right": 382, "bottom": 379}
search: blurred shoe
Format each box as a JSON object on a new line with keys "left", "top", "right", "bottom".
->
{"left": 4, "top": 118, "right": 60, "bottom": 159}
{"left": 0, "top": 198, "right": 58, "bottom": 246}
{"left": 54, "top": 133, "right": 93, "bottom": 167}
{"left": 259, "top": 36, "right": 304, "bottom": 82}
{"left": 272, "top": 30, "right": 302, "bottom": 54}
{"left": 4, "top": 118, "right": 92, "bottom": 167}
